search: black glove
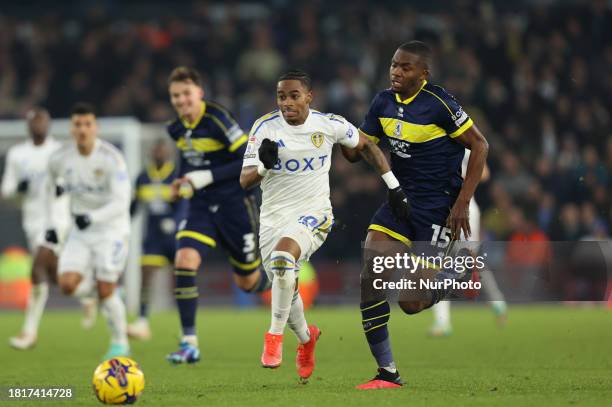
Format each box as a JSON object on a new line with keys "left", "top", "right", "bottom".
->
{"left": 55, "top": 184, "right": 65, "bottom": 197}
{"left": 44, "top": 229, "right": 58, "bottom": 244}
{"left": 388, "top": 187, "right": 411, "bottom": 220}
{"left": 258, "top": 139, "right": 279, "bottom": 169}
{"left": 17, "top": 179, "right": 29, "bottom": 194}
{"left": 75, "top": 214, "right": 91, "bottom": 230}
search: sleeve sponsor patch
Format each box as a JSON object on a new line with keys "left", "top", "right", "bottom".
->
{"left": 227, "top": 124, "right": 243, "bottom": 142}
{"left": 453, "top": 109, "right": 469, "bottom": 127}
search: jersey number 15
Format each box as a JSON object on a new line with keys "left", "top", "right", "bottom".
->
{"left": 430, "top": 224, "right": 451, "bottom": 248}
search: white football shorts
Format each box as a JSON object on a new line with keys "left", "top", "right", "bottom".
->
{"left": 259, "top": 210, "right": 333, "bottom": 279}
{"left": 58, "top": 229, "right": 129, "bottom": 283}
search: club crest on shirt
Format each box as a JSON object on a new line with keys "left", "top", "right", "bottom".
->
{"left": 94, "top": 168, "right": 105, "bottom": 179}
{"left": 394, "top": 122, "right": 403, "bottom": 138}
{"left": 311, "top": 132, "right": 324, "bottom": 148}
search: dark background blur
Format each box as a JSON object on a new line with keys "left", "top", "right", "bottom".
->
{"left": 0, "top": 0, "right": 610, "bottom": 265}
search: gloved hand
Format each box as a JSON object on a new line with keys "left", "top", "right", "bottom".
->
{"left": 17, "top": 179, "right": 29, "bottom": 194}
{"left": 258, "top": 139, "right": 279, "bottom": 169}
{"left": 388, "top": 186, "right": 411, "bottom": 221}
{"left": 55, "top": 184, "right": 65, "bottom": 197}
{"left": 75, "top": 214, "right": 92, "bottom": 230}
{"left": 44, "top": 229, "right": 58, "bottom": 244}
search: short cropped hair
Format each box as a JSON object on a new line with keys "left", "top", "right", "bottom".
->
{"left": 168, "top": 66, "right": 203, "bottom": 87}
{"left": 398, "top": 41, "right": 432, "bottom": 68}
{"left": 25, "top": 107, "right": 50, "bottom": 121}
{"left": 71, "top": 102, "right": 96, "bottom": 116}
{"left": 278, "top": 69, "right": 312, "bottom": 90}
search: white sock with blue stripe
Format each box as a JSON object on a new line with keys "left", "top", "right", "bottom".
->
{"left": 268, "top": 251, "right": 296, "bottom": 335}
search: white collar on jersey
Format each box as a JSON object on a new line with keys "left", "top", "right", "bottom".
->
{"left": 279, "top": 108, "right": 313, "bottom": 130}
{"left": 28, "top": 135, "right": 54, "bottom": 148}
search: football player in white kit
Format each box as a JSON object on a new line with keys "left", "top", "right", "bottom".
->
{"left": 429, "top": 150, "right": 507, "bottom": 336}
{"left": 47, "top": 103, "right": 132, "bottom": 359}
{"left": 240, "top": 70, "right": 410, "bottom": 383}
{"left": 2, "top": 108, "right": 78, "bottom": 350}
{"left": 1, "top": 108, "right": 65, "bottom": 252}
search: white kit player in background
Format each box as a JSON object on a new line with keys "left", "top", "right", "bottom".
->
{"left": 46, "top": 103, "right": 132, "bottom": 359}
{"left": 429, "top": 149, "right": 508, "bottom": 336}
{"left": 240, "top": 70, "right": 409, "bottom": 383}
{"left": 1, "top": 108, "right": 68, "bottom": 252}
{"left": 1, "top": 108, "right": 76, "bottom": 350}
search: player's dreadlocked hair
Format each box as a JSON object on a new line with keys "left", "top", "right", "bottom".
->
{"left": 278, "top": 69, "right": 312, "bottom": 90}
{"left": 71, "top": 102, "right": 96, "bottom": 116}
{"left": 168, "top": 66, "right": 203, "bottom": 87}
{"left": 398, "top": 41, "right": 432, "bottom": 69}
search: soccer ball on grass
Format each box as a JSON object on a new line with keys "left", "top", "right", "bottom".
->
{"left": 92, "top": 357, "right": 144, "bottom": 404}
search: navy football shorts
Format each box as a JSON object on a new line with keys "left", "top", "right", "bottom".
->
{"left": 369, "top": 201, "right": 453, "bottom": 255}
{"left": 141, "top": 232, "right": 176, "bottom": 268}
{"left": 176, "top": 194, "right": 261, "bottom": 276}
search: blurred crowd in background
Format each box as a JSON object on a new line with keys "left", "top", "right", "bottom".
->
{"left": 0, "top": 1, "right": 610, "bottom": 260}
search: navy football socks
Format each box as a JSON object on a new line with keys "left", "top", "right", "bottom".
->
{"left": 361, "top": 300, "right": 395, "bottom": 370}
{"left": 174, "top": 268, "right": 198, "bottom": 336}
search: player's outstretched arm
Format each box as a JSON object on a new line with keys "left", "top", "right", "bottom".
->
{"left": 42, "top": 158, "right": 64, "bottom": 243}
{"left": 481, "top": 163, "right": 490, "bottom": 182}
{"left": 1, "top": 149, "right": 19, "bottom": 198}
{"left": 82, "top": 159, "right": 131, "bottom": 229}
{"left": 448, "top": 124, "right": 489, "bottom": 239}
{"left": 183, "top": 143, "right": 247, "bottom": 192}
{"left": 240, "top": 138, "right": 277, "bottom": 190}
{"left": 340, "top": 143, "right": 362, "bottom": 163}
{"left": 347, "top": 131, "right": 410, "bottom": 220}
{"left": 349, "top": 131, "right": 389, "bottom": 174}
{"left": 239, "top": 166, "right": 264, "bottom": 190}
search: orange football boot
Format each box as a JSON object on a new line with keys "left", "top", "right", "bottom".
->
{"left": 261, "top": 332, "right": 283, "bottom": 368}
{"left": 296, "top": 325, "right": 321, "bottom": 382}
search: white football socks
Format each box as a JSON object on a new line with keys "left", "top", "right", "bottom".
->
{"left": 73, "top": 276, "right": 95, "bottom": 298}
{"left": 287, "top": 290, "right": 310, "bottom": 344}
{"left": 268, "top": 251, "right": 296, "bottom": 335}
{"left": 22, "top": 282, "right": 49, "bottom": 337}
{"left": 432, "top": 300, "right": 451, "bottom": 329}
{"left": 101, "top": 291, "right": 128, "bottom": 347}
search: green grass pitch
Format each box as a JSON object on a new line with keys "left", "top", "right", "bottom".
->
{"left": 1, "top": 306, "right": 611, "bottom": 406}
